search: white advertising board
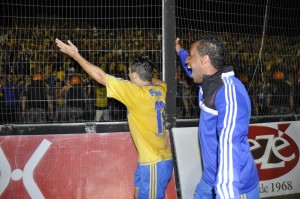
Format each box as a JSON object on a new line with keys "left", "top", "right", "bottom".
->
{"left": 172, "top": 127, "right": 202, "bottom": 199}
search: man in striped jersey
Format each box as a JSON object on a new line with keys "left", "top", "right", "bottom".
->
{"left": 175, "top": 35, "right": 259, "bottom": 199}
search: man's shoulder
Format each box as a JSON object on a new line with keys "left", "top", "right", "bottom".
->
{"left": 107, "top": 75, "right": 137, "bottom": 91}
{"left": 154, "top": 82, "right": 167, "bottom": 94}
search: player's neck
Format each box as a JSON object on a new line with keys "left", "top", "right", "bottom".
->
{"left": 136, "top": 79, "right": 152, "bottom": 87}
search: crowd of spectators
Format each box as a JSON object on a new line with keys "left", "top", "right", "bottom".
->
{"left": 0, "top": 24, "right": 299, "bottom": 124}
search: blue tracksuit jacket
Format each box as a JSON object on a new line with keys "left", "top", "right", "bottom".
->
{"left": 178, "top": 48, "right": 259, "bottom": 199}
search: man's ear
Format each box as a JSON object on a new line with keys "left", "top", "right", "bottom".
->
{"left": 201, "top": 55, "right": 210, "bottom": 64}
{"left": 132, "top": 72, "right": 138, "bottom": 80}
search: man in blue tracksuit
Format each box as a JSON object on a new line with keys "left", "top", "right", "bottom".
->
{"left": 175, "top": 35, "right": 259, "bottom": 199}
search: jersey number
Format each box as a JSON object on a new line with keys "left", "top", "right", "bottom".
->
{"left": 155, "top": 101, "right": 166, "bottom": 133}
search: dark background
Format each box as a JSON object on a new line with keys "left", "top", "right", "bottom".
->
{"left": 1, "top": 0, "right": 300, "bottom": 36}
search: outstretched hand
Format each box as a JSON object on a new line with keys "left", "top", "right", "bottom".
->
{"left": 175, "top": 37, "right": 182, "bottom": 53}
{"left": 55, "top": 39, "right": 78, "bottom": 58}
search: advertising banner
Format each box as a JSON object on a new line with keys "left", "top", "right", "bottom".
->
{"left": 250, "top": 122, "right": 300, "bottom": 197}
{"left": 172, "top": 121, "right": 300, "bottom": 198}
{"left": 0, "top": 133, "right": 176, "bottom": 199}
{"left": 172, "top": 127, "right": 202, "bottom": 199}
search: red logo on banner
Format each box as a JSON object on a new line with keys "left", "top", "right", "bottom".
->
{"left": 248, "top": 124, "right": 299, "bottom": 181}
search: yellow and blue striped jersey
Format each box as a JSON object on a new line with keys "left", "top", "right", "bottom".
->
{"left": 106, "top": 75, "right": 172, "bottom": 165}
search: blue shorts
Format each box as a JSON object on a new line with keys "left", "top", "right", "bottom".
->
{"left": 194, "top": 178, "right": 260, "bottom": 199}
{"left": 134, "top": 160, "right": 173, "bottom": 199}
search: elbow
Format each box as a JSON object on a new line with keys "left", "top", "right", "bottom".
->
{"left": 94, "top": 74, "right": 106, "bottom": 86}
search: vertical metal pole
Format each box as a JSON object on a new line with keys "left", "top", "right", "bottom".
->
{"left": 162, "top": 2, "right": 180, "bottom": 198}
{"left": 162, "top": 0, "right": 176, "bottom": 130}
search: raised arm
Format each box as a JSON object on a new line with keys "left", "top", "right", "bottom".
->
{"left": 55, "top": 39, "right": 107, "bottom": 86}
{"left": 175, "top": 38, "right": 192, "bottom": 78}
{"left": 175, "top": 37, "right": 183, "bottom": 53}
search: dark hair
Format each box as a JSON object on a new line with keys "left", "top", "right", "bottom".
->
{"left": 130, "top": 55, "right": 155, "bottom": 82}
{"left": 195, "top": 34, "right": 227, "bottom": 69}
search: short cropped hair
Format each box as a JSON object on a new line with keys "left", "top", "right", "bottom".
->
{"left": 195, "top": 35, "right": 227, "bottom": 69}
{"left": 129, "top": 56, "right": 155, "bottom": 82}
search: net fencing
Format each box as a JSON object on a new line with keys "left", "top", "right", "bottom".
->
{"left": 0, "top": 0, "right": 299, "bottom": 125}
{"left": 0, "top": 0, "right": 163, "bottom": 124}
{"left": 175, "top": 0, "right": 300, "bottom": 119}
